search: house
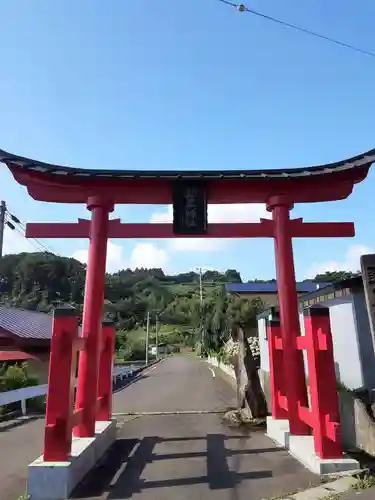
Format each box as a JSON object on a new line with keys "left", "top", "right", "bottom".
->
{"left": 0, "top": 306, "right": 54, "bottom": 383}
{"left": 149, "top": 343, "right": 170, "bottom": 356}
{"left": 256, "top": 275, "right": 375, "bottom": 399}
{"left": 299, "top": 275, "right": 375, "bottom": 391}
{"left": 225, "top": 281, "right": 330, "bottom": 308}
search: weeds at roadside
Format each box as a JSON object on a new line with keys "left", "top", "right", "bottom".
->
{"left": 17, "top": 492, "right": 29, "bottom": 500}
{"left": 351, "top": 471, "right": 375, "bottom": 490}
{"left": 318, "top": 494, "right": 341, "bottom": 500}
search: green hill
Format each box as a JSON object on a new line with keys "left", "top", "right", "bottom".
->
{"left": 0, "top": 252, "right": 354, "bottom": 361}
{"left": 0, "top": 252, "right": 264, "bottom": 358}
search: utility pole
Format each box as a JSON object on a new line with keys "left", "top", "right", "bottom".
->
{"left": 199, "top": 267, "right": 203, "bottom": 307}
{"left": 0, "top": 201, "right": 6, "bottom": 259}
{"left": 155, "top": 314, "right": 159, "bottom": 360}
{"left": 145, "top": 311, "right": 150, "bottom": 365}
{"left": 199, "top": 267, "right": 204, "bottom": 353}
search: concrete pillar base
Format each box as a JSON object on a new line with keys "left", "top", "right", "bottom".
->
{"left": 266, "top": 417, "right": 361, "bottom": 475}
{"left": 266, "top": 416, "right": 290, "bottom": 448}
{"left": 27, "top": 420, "right": 117, "bottom": 500}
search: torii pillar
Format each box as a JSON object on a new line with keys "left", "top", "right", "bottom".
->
{"left": 74, "top": 197, "right": 113, "bottom": 438}
{"left": 267, "top": 195, "right": 310, "bottom": 435}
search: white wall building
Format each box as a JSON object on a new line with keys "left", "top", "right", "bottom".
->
{"left": 257, "top": 276, "right": 375, "bottom": 395}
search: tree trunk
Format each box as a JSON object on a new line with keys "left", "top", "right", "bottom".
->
{"left": 232, "top": 326, "right": 268, "bottom": 420}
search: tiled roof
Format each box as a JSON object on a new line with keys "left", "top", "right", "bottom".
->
{"left": 0, "top": 307, "right": 53, "bottom": 340}
{"left": 225, "top": 282, "right": 330, "bottom": 294}
{"left": 1, "top": 148, "right": 375, "bottom": 180}
{"left": 0, "top": 350, "right": 35, "bottom": 361}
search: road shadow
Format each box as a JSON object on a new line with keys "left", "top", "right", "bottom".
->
{"left": 71, "top": 434, "right": 275, "bottom": 499}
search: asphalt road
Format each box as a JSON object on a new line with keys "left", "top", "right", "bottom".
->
{"left": 73, "top": 355, "right": 319, "bottom": 500}
{"left": 5, "top": 355, "right": 370, "bottom": 500}
{"left": 0, "top": 415, "right": 45, "bottom": 500}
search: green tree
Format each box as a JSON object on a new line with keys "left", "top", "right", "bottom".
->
{"left": 0, "top": 252, "right": 265, "bottom": 360}
{"left": 313, "top": 270, "right": 358, "bottom": 283}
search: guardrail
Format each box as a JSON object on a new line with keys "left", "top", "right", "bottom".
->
{"left": 0, "top": 365, "right": 136, "bottom": 417}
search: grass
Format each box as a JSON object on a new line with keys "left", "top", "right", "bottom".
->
{"left": 351, "top": 472, "right": 375, "bottom": 490}
{"left": 17, "top": 493, "right": 29, "bottom": 500}
{"left": 122, "top": 323, "right": 190, "bottom": 342}
{"left": 314, "top": 473, "right": 375, "bottom": 500}
{"left": 318, "top": 494, "right": 340, "bottom": 500}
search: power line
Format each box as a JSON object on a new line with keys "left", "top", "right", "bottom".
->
{"left": 5, "top": 214, "right": 49, "bottom": 254}
{"left": 5, "top": 216, "right": 45, "bottom": 253}
{"left": 3, "top": 203, "right": 60, "bottom": 256}
{"left": 217, "top": 0, "right": 375, "bottom": 59}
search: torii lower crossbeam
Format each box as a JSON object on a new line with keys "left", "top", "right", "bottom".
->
{"left": 26, "top": 219, "right": 354, "bottom": 239}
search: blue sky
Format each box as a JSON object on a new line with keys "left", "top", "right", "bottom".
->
{"left": 1, "top": 0, "right": 375, "bottom": 280}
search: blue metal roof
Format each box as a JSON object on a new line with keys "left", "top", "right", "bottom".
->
{"left": 225, "top": 282, "right": 330, "bottom": 294}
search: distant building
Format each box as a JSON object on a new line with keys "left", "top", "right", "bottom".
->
{"left": 225, "top": 281, "right": 330, "bottom": 308}
{"left": 149, "top": 343, "right": 170, "bottom": 356}
{"left": 0, "top": 307, "right": 53, "bottom": 383}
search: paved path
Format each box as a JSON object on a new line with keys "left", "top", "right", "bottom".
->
{"left": 73, "top": 355, "right": 320, "bottom": 500}
{"left": 3, "top": 355, "right": 371, "bottom": 500}
{"left": 0, "top": 365, "right": 156, "bottom": 500}
{"left": 0, "top": 416, "right": 45, "bottom": 500}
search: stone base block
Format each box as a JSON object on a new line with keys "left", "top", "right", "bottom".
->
{"left": 266, "top": 416, "right": 290, "bottom": 448}
{"left": 27, "top": 419, "right": 117, "bottom": 500}
{"left": 266, "top": 417, "right": 361, "bottom": 476}
{"left": 288, "top": 435, "right": 361, "bottom": 476}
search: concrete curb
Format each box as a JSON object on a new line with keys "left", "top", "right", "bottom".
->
{"left": 276, "top": 475, "right": 365, "bottom": 499}
{"left": 0, "top": 414, "right": 44, "bottom": 432}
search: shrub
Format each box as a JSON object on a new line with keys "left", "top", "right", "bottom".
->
{"left": 1, "top": 363, "right": 39, "bottom": 391}
{"left": 0, "top": 362, "right": 40, "bottom": 416}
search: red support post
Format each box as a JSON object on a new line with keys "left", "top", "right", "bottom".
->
{"left": 74, "top": 197, "right": 114, "bottom": 438}
{"left": 267, "top": 196, "right": 310, "bottom": 436}
{"left": 96, "top": 319, "right": 116, "bottom": 422}
{"left": 44, "top": 307, "right": 79, "bottom": 461}
{"left": 267, "top": 317, "right": 288, "bottom": 420}
{"left": 303, "top": 307, "right": 343, "bottom": 459}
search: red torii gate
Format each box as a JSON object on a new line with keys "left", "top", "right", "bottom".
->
{"left": 1, "top": 147, "right": 374, "bottom": 455}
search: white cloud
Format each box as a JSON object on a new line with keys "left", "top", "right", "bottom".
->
{"left": 71, "top": 248, "right": 88, "bottom": 265}
{"left": 72, "top": 241, "right": 168, "bottom": 272}
{"left": 150, "top": 207, "right": 173, "bottom": 224}
{"left": 130, "top": 243, "right": 169, "bottom": 269}
{"left": 208, "top": 204, "right": 269, "bottom": 223}
{"left": 72, "top": 241, "right": 124, "bottom": 273}
{"left": 3, "top": 227, "right": 36, "bottom": 255}
{"left": 150, "top": 203, "right": 269, "bottom": 253}
{"left": 305, "top": 244, "right": 371, "bottom": 278}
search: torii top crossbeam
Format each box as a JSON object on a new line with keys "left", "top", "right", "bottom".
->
{"left": 1, "top": 148, "right": 375, "bottom": 204}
